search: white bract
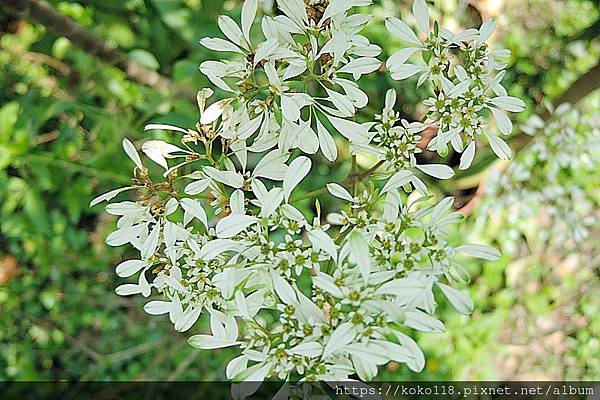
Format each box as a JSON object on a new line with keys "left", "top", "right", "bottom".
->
{"left": 483, "top": 103, "right": 600, "bottom": 250}
{"left": 386, "top": 0, "right": 524, "bottom": 168}
{"left": 92, "top": 0, "right": 518, "bottom": 383}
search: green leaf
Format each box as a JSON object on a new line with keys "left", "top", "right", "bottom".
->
{"left": 128, "top": 49, "right": 160, "bottom": 70}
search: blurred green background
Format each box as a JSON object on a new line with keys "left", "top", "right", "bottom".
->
{"left": 1, "top": 0, "right": 599, "bottom": 381}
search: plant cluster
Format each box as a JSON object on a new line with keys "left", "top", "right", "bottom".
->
{"left": 484, "top": 102, "right": 600, "bottom": 249}
{"left": 92, "top": 0, "right": 523, "bottom": 382}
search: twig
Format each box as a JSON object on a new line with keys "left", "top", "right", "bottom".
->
{"left": 353, "top": 160, "right": 384, "bottom": 180}
{"left": 290, "top": 159, "right": 385, "bottom": 203}
{"left": 27, "top": 317, "right": 102, "bottom": 362}
{"left": 25, "top": 153, "right": 132, "bottom": 184}
{"left": 22, "top": 51, "right": 71, "bottom": 75}
{"left": 167, "top": 348, "right": 201, "bottom": 381}
{"left": 0, "top": 0, "right": 196, "bottom": 101}
{"left": 554, "top": 62, "right": 600, "bottom": 108}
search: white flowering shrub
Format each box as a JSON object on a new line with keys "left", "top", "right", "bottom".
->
{"left": 484, "top": 102, "right": 600, "bottom": 250}
{"left": 91, "top": 0, "right": 523, "bottom": 381}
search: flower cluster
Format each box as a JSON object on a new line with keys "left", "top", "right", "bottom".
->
{"left": 386, "top": 0, "right": 525, "bottom": 169}
{"left": 484, "top": 103, "right": 600, "bottom": 249}
{"left": 92, "top": 0, "right": 518, "bottom": 384}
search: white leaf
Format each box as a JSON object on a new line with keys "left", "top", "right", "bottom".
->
{"left": 297, "top": 119, "right": 319, "bottom": 154}
{"left": 456, "top": 244, "right": 501, "bottom": 260}
{"left": 290, "top": 342, "right": 323, "bottom": 358}
{"left": 385, "top": 17, "right": 421, "bottom": 45}
{"left": 184, "top": 178, "right": 211, "bottom": 195}
{"left": 325, "top": 88, "right": 355, "bottom": 117}
{"left": 352, "top": 353, "right": 378, "bottom": 381}
{"left": 431, "top": 196, "right": 454, "bottom": 222}
{"left": 326, "top": 115, "right": 371, "bottom": 143}
{"left": 180, "top": 198, "right": 208, "bottom": 229}
{"left": 238, "top": 114, "right": 263, "bottom": 139}
{"left": 278, "top": 120, "right": 300, "bottom": 153}
{"left": 144, "top": 123, "right": 190, "bottom": 134}
{"left": 216, "top": 214, "right": 258, "bottom": 238}
{"left": 281, "top": 95, "right": 300, "bottom": 121}
{"left": 415, "top": 163, "right": 455, "bottom": 179}
{"left": 233, "top": 361, "right": 269, "bottom": 382}
{"left": 323, "top": 322, "right": 355, "bottom": 358}
{"left": 116, "top": 259, "right": 146, "bottom": 278}
{"left": 316, "top": 117, "right": 338, "bottom": 161}
{"left": 484, "top": 131, "right": 512, "bottom": 160}
{"left": 404, "top": 310, "right": 445, "bottom": 332}
{"left": 90, "top": 186, "right": 134, "bottom": 207}
{"left": 276, "top": 0, "right": 308, "bottom": 29}
{"left": 106, "top": 225, "right": 142, "bottom": 246}
{"left": 312, "top": 272, "right": 344, "bottom": 297}
{"left": 199, "top": 37, "right": 244, "bottom": 53}
{"left": 230, "top": 190, "right": 245, "bottom": 215}
{"left": 122, "top": 139, "right": 143, "bottom": 169}
{"left": 226, "top": 356, "right": 248, "bottom": 380}
{"left": 115, "top": 284, "right": 142, "bottom": 296}
{"left": 436, "top": 282, "right": 474, "bottom": 314}
{"left": 141, "top": 222, "right": 161, "bottom": 259}
{"left": 272, "top": 273, "right": 298, "bottom": 305}
{"left": 375, "top": 278, "right": 431, "bottom": 309}
{"left": 218, "top": 15, "right": 247, "bottom": 49}
{"left": 175, "top": 307, "right": 201, "bottom": 332}
{"left": 253, "top": 39, "right": 278, "bottom": 65}
{"left": 259, "top": 188, "right": 284, "bottom": 218}
{"left": 336, "top": 78, "right": 369, "bottom": 108}
{"left": 163, "top": 275, "right": 189, "bottom": 294}
{"left": 395, "top": 331, "right": 425, "bottom": 372}
{"left": 338, "top": 57, "right": 381, "bottom": 77}
{"left": 489, "top": 96, "right": 526, "bottom": 112}
{"left": 199, "top": 239, "right": 241, "bottom": 260}
{"left": 201, "top": 100, "right": 228, "bottom": 125}
{"left": 188, "top": 334, "right": 240, "bottom": 349}
{"left": 308, "top": 229, "right": 338, "bottom": 260}
{"left": 386, "top": 47, "right": 419, "bottom": 70}
{"left": 479, "top": 19, "right": 496, "bottom": 42}
{"left": 163, "top": 220, "right": 178, "bottom": 256}
{"left": 141, "top": 140, "right": 186, "bottom": 169}
{"left": 253, "top": 150, "right": 289, "bottom": 180}
{"left": 383, "top": 191, "right": 400, "bottom": 221}
{"left": 459, "top": 141, "right": 476, "bottom": 170}
{"left": 389, "top": 64, "right": 426, "bottom": 80}
{"left": 326, "top": 183, "right": 354, "bottom": 202}
{"left": 491, "top": 107, "right": 513, "bottom": 135}
{"left": 349, "top": 230, "right": 371, "bottom": 283}
{"left": 283, "top": 156, "right": 311, "bottom": 201}
{"left": 204, "top": 166, "right": 244, "bottom": 188}
{"left": 242, "top": 0, "right": 258, "bottom": 44}
{"left": 143, "top": 301, "right": 173, "bottom": 315}
{"left": 323, "top": 0, "right": 372, "bottom": 21}
{"left": 374, "top": 340, "right": 413, "bottom": 363}
{"left": 105, "top": 201, "right": 145, "bottom": 216}
{"left": 381, "top": 170, "right": 413, "bottom": 194}
{"left": 413, "top": 0, "right": 429, "bottom": 33}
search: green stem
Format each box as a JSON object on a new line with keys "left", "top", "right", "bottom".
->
{"left": 289, "top": 160, "right": 385, "bottom": 203}
{"left": 25, "top": 153, "right": 132, "bottom": 184}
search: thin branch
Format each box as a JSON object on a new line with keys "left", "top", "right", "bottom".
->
{"left": 553, "top": 61, "right": 600, "bottom": 108}
{"left": 25, "top": 153, "right": 132, "bottom": 184}
{"left": 0, "top": 0, "right": 196, "bottom": 101}
{"left": 290, "top": 159, "right": 385, "bottom": 203}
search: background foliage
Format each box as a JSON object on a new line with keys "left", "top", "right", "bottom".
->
{"left": 1, "top": 0, "right": 599, "bottom": 380}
